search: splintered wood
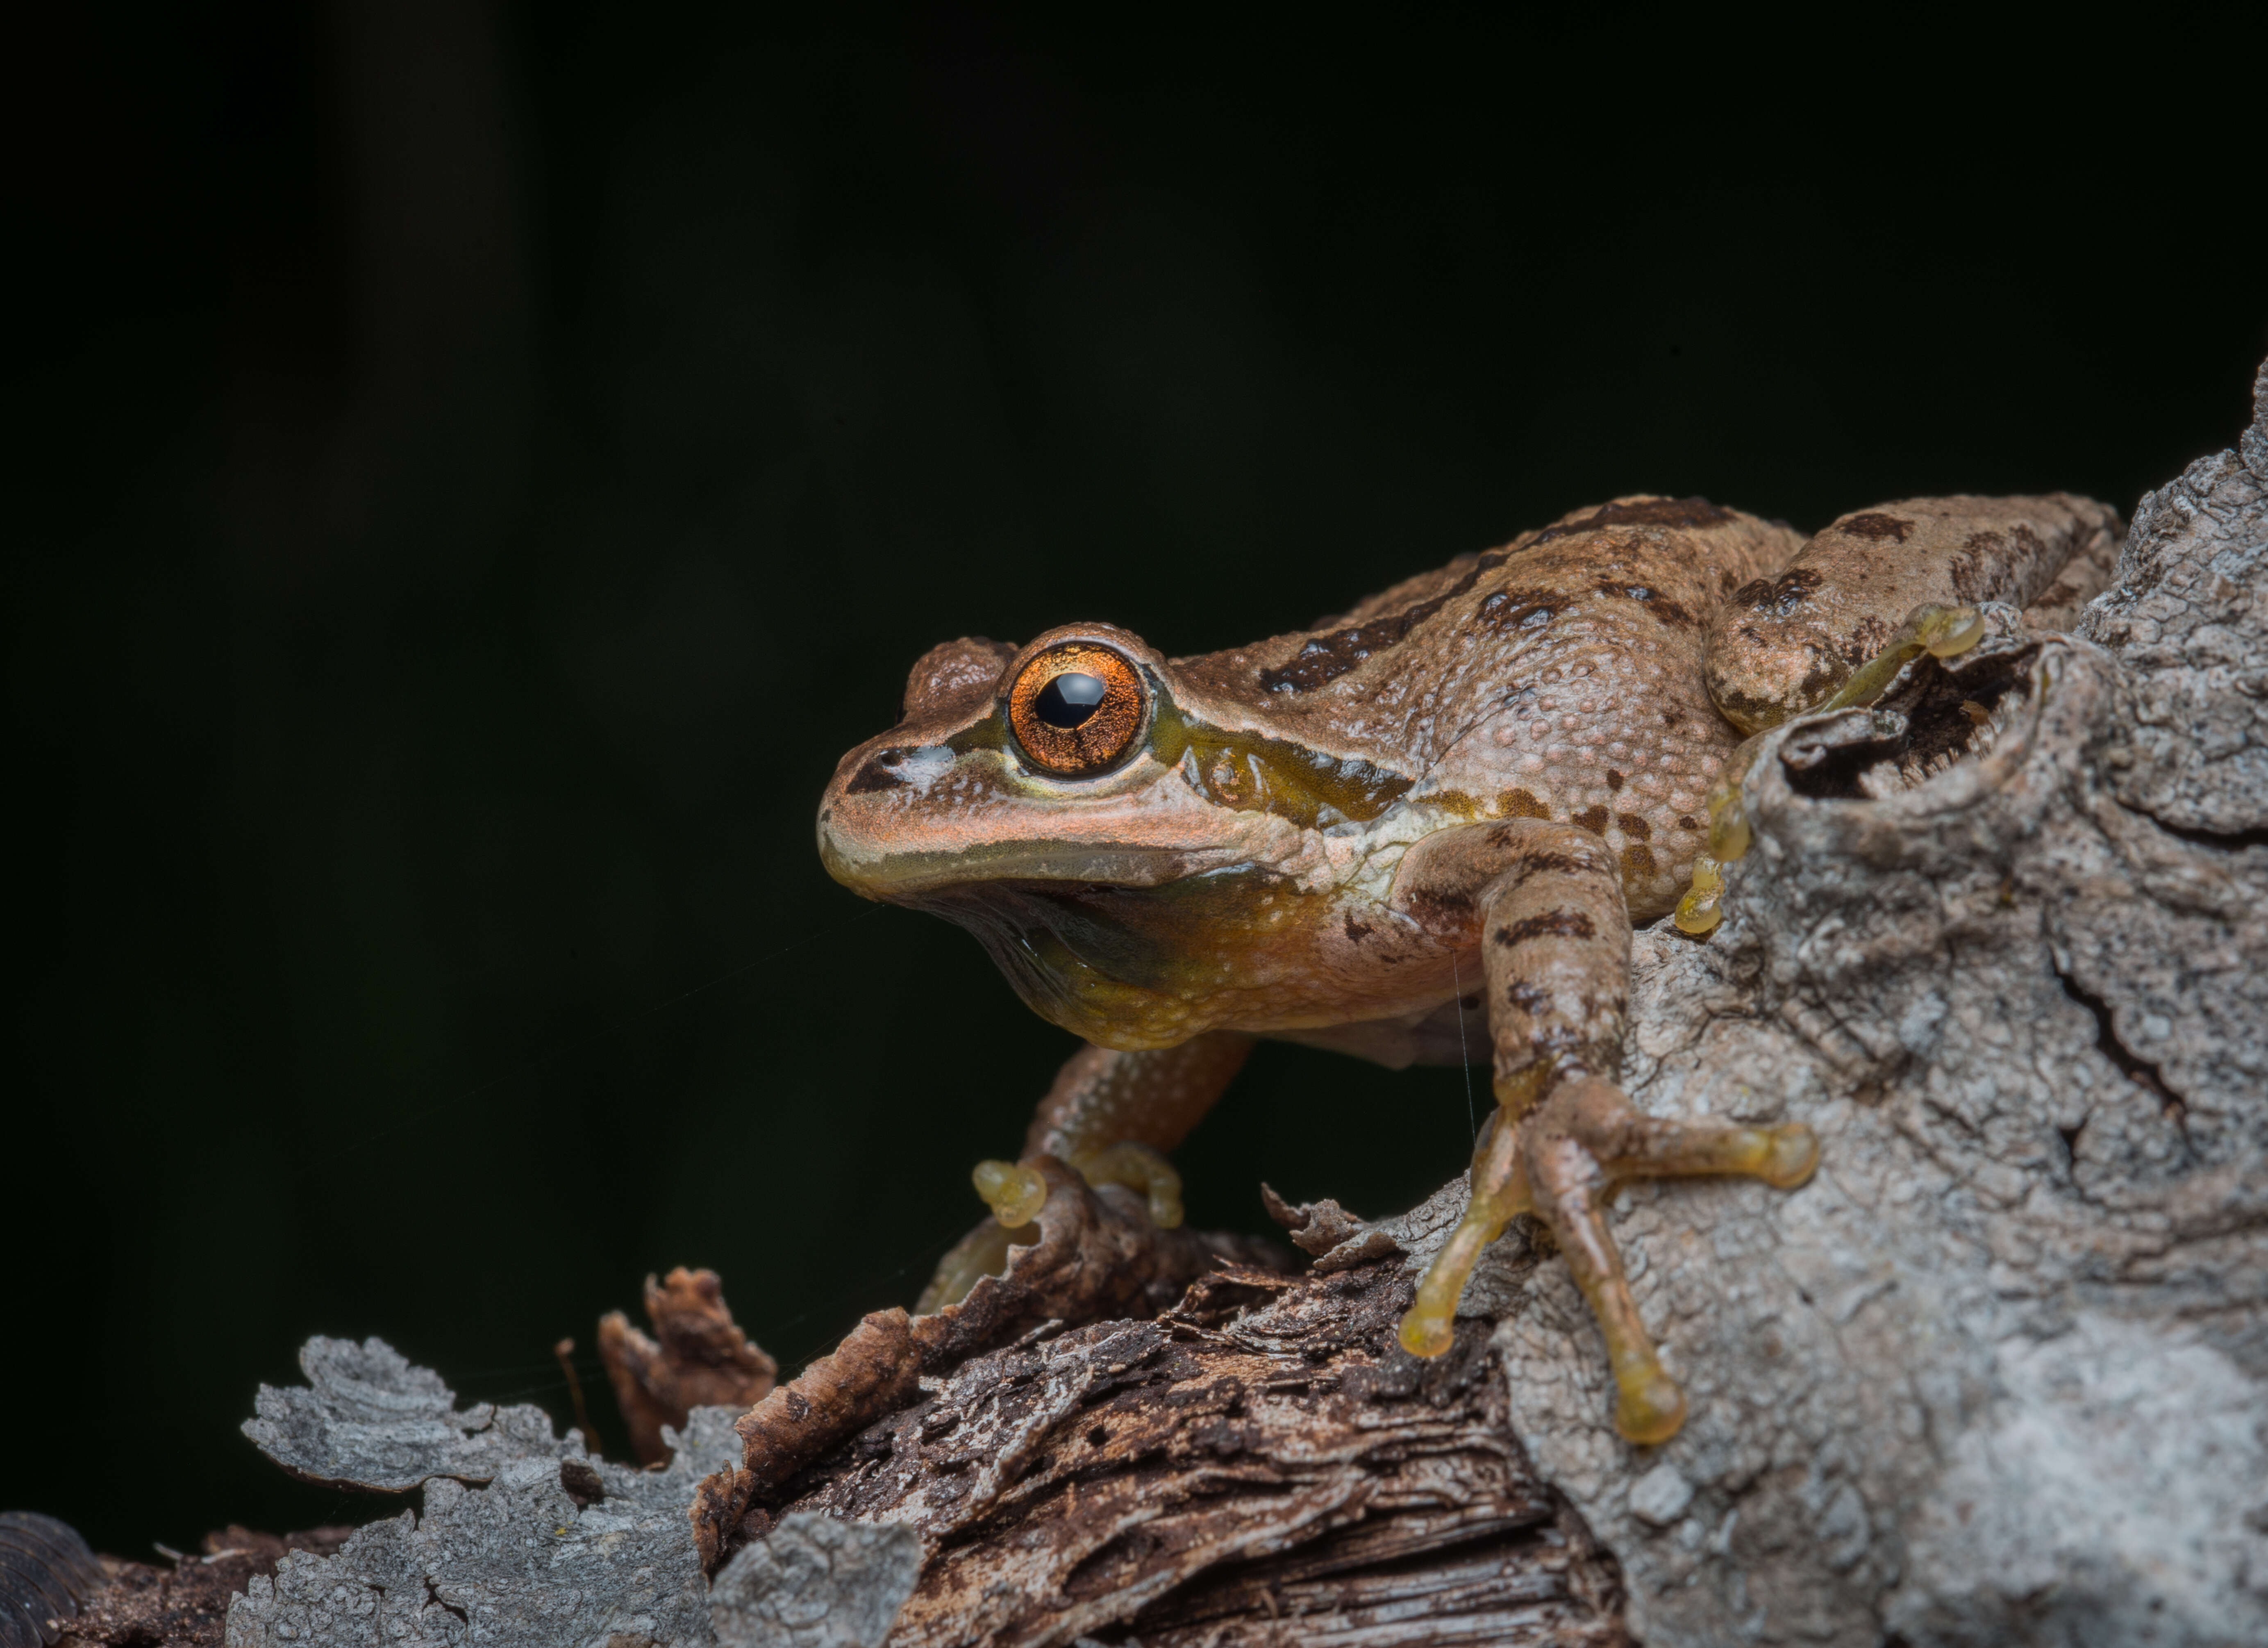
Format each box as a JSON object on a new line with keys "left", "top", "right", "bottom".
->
{"left": 767, "top": 1261, "right": 1627, "bottom": 1648}
{"left": 599, "top": 1266, "right": 778, "bottom": 1465}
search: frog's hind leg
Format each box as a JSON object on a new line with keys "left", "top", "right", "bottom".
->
{"left": 1521, "top": 1076, "right": 1816, "bottom": 1443}
{"left": 1393, "top": 818, "right": 1815, "bottom": 1444}
{"left": 1677, "top": 493, "right": 2123, "bottom": 932}
{"left": 1702, "top": 492, "right": 2122, "bottom": 738}
{"left": 917, "top": 1031, "right": 1253, "bottom": 1314}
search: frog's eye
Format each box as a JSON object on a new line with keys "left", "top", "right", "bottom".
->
{"left": 1006, "top": 643, "right": 1149, "bottom": 777}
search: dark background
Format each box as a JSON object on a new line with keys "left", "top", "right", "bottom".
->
{"left": 7, "top": 4, "right": 2264, "bottom": 1553}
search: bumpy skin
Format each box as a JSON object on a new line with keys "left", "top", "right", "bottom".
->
{"left": 1704, "top": 494, "right": 2121, "bottom": 732}
{"left": 817, "top": 491, "right": 2114, "bottom": 1442}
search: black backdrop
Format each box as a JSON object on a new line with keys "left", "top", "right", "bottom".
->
{"left": 8, "top": 5, "right": 2264, "bottom": 1553}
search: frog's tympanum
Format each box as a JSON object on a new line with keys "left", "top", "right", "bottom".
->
{"left": 817, "top": 492, "right": 2119, "bottom": 1443}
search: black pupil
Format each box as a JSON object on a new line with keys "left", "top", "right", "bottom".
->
{"left": 1034, "top": 671, "right": 1107, "bottom": 729}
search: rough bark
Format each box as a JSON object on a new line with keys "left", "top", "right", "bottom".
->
{"left": 1483, "top": 359, "right": 2268, "bottom": 1647}
{"left": 764, "top": 1258, "right": 1626, "bottom": 1648}
{"left": 693, "top": 1155, "right": 1296, "bottom": 1574}
{"left": 600, "top": 1266, "right": 779, "bottom": 1466}
{"left": 51, "top": 1530, "right": 352, "bottom": 1648}
{"left": 37, "top": 360, "right": 2267, "bottom": 1648}
{"left": 722, "top": 359, "right": 2268, "bottom": 1647}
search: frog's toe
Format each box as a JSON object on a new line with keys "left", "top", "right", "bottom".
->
{"left": 1758, "top": 1122, "right": 1819, "bottom": 1188}
{"left": 973, "top": 1158, "right": 1050, "bottom": 1227}
{"left": 927, "top": 1144, "right": 1190, "bottom": 1315}
{"left": 1400, "top": 1109, "right": 1529, "bottom": 1361}
{"left": 1673, "top": 853, "right": 1726, "bottom": 934}
{"left": 1526, "top": 1078, "right": 1820, "bottom": 1442}
{"left": 1615, "top": 1364, "right": 1688, "bottom": 1447}
{"left": 1070, "top": 1140, "right": 1184, "bottom": 1229}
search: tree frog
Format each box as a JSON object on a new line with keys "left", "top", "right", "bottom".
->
{"left": 816, "top": 491, "right": 2118, "bottom": 1443}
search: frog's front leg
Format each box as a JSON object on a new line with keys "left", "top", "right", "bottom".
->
{"left": 917, "top": 1031, "right": 1253, "bottom": 1314}
{"left": 1393, "top": 821, "right": 1816, "bottom": 1443}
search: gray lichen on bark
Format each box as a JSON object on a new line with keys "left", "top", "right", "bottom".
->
{"left": 1473, "top": 359, "right": 2268, "bottom": 1647}
{"left": 240, "top": 1337, "right": 589, "bottom": 1493}
{"left": 227, "top": 1343, "right": 744, "bottom": 1646}
{"left": 215, "top": 361, "right": 2268, "bottom": 1648}
{"left": 709, "top": 1515, "right": 921, "bottom": 1648}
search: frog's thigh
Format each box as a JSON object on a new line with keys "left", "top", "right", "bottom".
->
{"left": 1703, "top": 492, "right": 2121, "bottom": 733}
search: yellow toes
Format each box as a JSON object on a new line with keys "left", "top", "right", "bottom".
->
{"left": 1920, "top": 603, "right": 1985, "bottom": 658}
{"left": 1615, "top": 1365, "right": 1688, "bottom": 1445}
{"left": 1707, "top": 786, "right": 1753, "bottom": 862}
{"left": 1758, "top": 1123, "right": 1819, "bottom": 1188}
{"left": 1073, "top": 1140, "right": 1185, "bottom": 1229}
{"left": 1398, "top": 1303, "right": 1455, "bottom": 1359}
{"left": 1674, "top": 853, "right": 1726, "bottom": 934}
{"left": 972, "top": 1159, "right": 1048, "bottom": 1227}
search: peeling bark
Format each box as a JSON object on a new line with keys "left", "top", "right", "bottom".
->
{"left": 600, "top": 1267, "right": 778, "bottom": 1467}
{"left": 709, "top": 361, "right": 2268, "bottom": 1647}
{"left": 45, "top": 361, "right": 2268, "bottom": 1648}
{"left": 766, "top": 1258, "right": 1625, "bottom": 1647}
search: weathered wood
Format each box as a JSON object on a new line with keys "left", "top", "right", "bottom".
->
{"left": 768, "top": 1258, "right": 1626, "bottom": 1648}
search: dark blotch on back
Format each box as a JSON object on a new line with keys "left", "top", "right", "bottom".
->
{"left": 1620, "top": 843, "right": 1658, "bottom": 885}
{"left": 1595, "top": 578, "right": 1692, "bottom": 628}
{"left": 1731, "top": 567, "right": 1825, "bottom": 619}
{"left": 1571, "top": 804, "right": 1610, "bottom": 835}
{"left": 1504, "top": 979, "right": 1552, "bottom": 1014}
{"left": 1615, "top": 813, "right": 1650, "bottom": 840}
{"left": 1837, "top": 512, "right": 1916, "bottom": 543}
{"left": 1260, "top": 549, "right": 1509, "bottom": 692}
{"left": 1495, "top": 910, "right": 1598, "bottom": 945}
{"left": 1531, "top": 496, "right": 1732, "bottom": 545}
{"left": 1477, "top": 586, "right": 1562, "bottom": 633}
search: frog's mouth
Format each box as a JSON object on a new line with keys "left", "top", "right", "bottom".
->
{"left": 818, "top": 834, "right": 1223, "bottom": 904}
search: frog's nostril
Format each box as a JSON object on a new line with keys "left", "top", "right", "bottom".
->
{"left": 846, "top": 751, "right": 911, "bottom": 794}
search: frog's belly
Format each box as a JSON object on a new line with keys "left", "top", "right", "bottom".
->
{"left": 1273, "top": 997, "right": 1475, "bottom": 1070}
{"left": 924, "top": 875, "right": 1466, "bottom": 1051}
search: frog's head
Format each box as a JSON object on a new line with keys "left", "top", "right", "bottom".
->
{"left": 817, "top": 621, "right": 1415, "bottom": 1046}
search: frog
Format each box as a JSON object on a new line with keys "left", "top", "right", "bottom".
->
{"left": 816, "top": 489, "right": 2121, "bottom": 1443}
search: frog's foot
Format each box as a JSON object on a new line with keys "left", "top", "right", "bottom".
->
{"left": 1401, "top": 1077, "right": 1815, "bottom": 1445}
{"left": 1680, "top": 601, "right": 1988, "bottom": 923}
{"left": 702, "top": 1155, "right": 1293, "bottom": 1573}
{"left": 918, "top": 1142, "right": 1189, "bottom": 1314}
